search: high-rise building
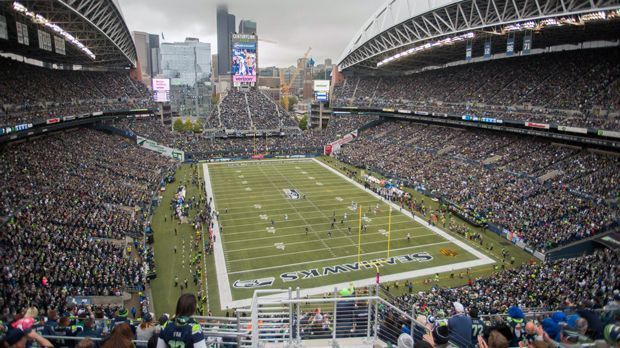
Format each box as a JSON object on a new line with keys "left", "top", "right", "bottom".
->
{"left": 160, "top": 38, "right": 211, "bottom": 86}
{"left": 132, "top": 31, "right": 160, "bottom": 82}
{"left": 216, "top": 5, "right": 236, "bottom": 76}
{"left": 238, "top": 20, "right": 256, "bottom": 35}
{"left": 324, "top": 58, "right": 332, "bottom": 67}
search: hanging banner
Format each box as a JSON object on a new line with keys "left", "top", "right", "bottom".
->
{"left": 506, "top": 35, "right": 515, "bottom": 56}
{"left": 137, "top": 136, "right": 185, "bottom": 161}
{"left": 0, "top": 15, "right": 7, "bottom": 40}
{"left": 38, "top": 29, "right": 52, "bottom": 51}
{"left": 16, "top": 21, "right": 29, "bottom": 45}
{"left": 465, "top": 41, "right": 472, "bottom": 61}
{"left": 523, "top": 31, "right": 532, "bottom": 54}
{"left": 54, "top": 36, "right": 65, "bottom": 55}
{"left": 483, "top": 38, "right": 492, "bottom": 59}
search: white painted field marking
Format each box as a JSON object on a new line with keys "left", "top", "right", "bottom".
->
{"left": 301, "top": 171, "right": 308, "bottom": 174}
{"left": 378, "top": 229, "right": 388, "bottom": 237}
{"left": 274, "top": 242, "right": 285, "bottom": 250}
{"left": 316, "top": 182, "right": 323, "bottom": 186}
{"left": 238, "top": 175, "right": 244, "bottom": 178}
{"left": 259, "top": 214, "right": 268, "bottom": 220}
{"left": 308, "top": 176, "right": 315, "bottom": 180}
{"left": 245, "top": 187, "right": 252, "bottom": 191}
{"left": 363, "top": 216, "right": 372, "bottom": 223}
{"left": 335, "top": 196, "right": 343, "bottom": 202}
{"left": 295, "top": 166, "right": 300, "bottom": 169}
{"left": 242, "top": 180, "right": 248, "bottom": 184}
{"left": 235, "top": 170, "right": 241, "bottom": 173}
{"left": 266, "top": 226, "right": 276, "bottom": 234}
{"left": 253, "top": 204, "right": 262, "bottom": 209}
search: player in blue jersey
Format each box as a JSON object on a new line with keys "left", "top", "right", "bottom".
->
{"left": 157, "top": 294, "right": 206, "bottom": 348}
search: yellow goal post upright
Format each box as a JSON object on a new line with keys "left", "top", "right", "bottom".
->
{"left": 357, "top": 204, "right": 394, "bottom": 284}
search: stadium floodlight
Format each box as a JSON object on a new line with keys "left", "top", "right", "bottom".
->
{"left": 580, "top": 11, "right": 607, "bottom": 22}
{"left": 12, "top": 1, "right": 96, "bottom": 60}
{"left": 377, "top": 32, "right": 475, "bottom": 67}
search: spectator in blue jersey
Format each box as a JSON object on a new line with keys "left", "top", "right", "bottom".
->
{"left": 469, "top": 307, "right": 486, "bottom": 346}
{"left": 448, "top": 302, "right": 473, "bottom": 347}
{"left": 157, "top": 294, "right": 206, "bottom": 348}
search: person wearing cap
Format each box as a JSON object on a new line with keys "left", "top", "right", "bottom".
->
{"left": 603, "top": 324, "right": 619, "bottom": 347}
{"left": 431, "top": 323, "right": 457, "bottom": 348}
{"left": 113, "top": 308, "right": 136, "bottom": 337}
{"left": 136, "top": 312, "right": 156, "bottom": 347}
{"left": 448, "top": 301, "right": 473, "bottom": 348}
{"left": 77, "top": 318, "right": 102, "bottom": 340}
{"left": 506, "top": 305, "right": 525, "bottom": 346}
{"left": 3, "top": 327, "right": 53, "bottom": 348}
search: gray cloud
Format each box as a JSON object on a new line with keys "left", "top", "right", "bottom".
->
{"left": 117, "top": 0, "right": 380, "bottom": 67}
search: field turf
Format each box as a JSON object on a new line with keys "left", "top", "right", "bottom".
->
{"left": 204, "top": 158, "right": 494, "bottom": 308}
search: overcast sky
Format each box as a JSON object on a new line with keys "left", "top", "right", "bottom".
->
{"left": 117, "top": 0, "right": 381, "bottom": 68}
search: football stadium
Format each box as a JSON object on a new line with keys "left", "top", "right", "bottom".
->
{"left": 0, "top": 0, "right": 619, "bottom": 347}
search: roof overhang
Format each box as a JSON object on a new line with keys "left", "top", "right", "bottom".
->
{"left": 0, "top": 0, "right": 137, "bottom": 68}
{"left": 338, "top": 0, "right": 620, "bottom": 72}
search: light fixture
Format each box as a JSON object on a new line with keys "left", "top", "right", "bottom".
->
{"left": 12, "top": 1, "right": 96, "bottom": 60}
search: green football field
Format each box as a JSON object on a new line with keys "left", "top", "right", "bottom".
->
{"left": 204, "top": 158, "right": 495, "bottom": 309}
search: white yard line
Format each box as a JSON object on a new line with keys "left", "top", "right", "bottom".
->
{"left": 224, "top": 216, "right": 417, "bottom": 230}
{"left": 202, "top": 163, "right": 233, "bottom": 309}
{"left": 228, "top": 240, "right": 452, "bottom": 275}
{"left": 225, "top": 231, "right": 434, "bottom": 253}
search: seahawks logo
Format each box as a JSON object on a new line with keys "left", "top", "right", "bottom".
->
{"left": 233, "top": 277, "right": 275, "bottom": 288}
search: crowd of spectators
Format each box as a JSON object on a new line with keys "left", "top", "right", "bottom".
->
{"left": 113, "top": 113, "right": 379, "bottom": 158}
{"left": 382, "top": 248, "right": 620, "bottom": 347}
{"left": 207, "top": 88, "right": 298, "bottom": 131}
{"left": 0, "top": 57, "right": 154, "bottom": 127}
{"left": 336, "top": 120, "right": 618, "bottom": 252}
{"left": 0, "top": 129, "right": 174, "bottom": 317}
{"left": 333, "top": 47, "right": 620, "bottom": 130}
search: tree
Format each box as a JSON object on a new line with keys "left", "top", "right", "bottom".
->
{"left": 173, "top": 118, "right": 184, "bottom": 132}
{"left": 288, "top": 96, "right": 298, "bottom": 109}
{"left": 192, "top": 121, "right": 203, "bottom": 133}
{"left": 183, "top": 119, "right": 194, "bottom": 133}
{"left": 298, "top": 114, "right": 308, "bottom": 130}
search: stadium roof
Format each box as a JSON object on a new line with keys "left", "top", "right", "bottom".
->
{"left": 337, "top": 0, "right": 620, "bottom": 72}
{"left": 0, "top": 0, "right": 137, "bottom": 68}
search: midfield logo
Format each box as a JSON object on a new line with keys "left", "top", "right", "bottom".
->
{"left": 283, "top": 188, "right": 301, "bottom": 200}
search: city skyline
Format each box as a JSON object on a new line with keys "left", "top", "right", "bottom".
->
{"left": 118, "top": 0, "right": 379, "bottom": 68}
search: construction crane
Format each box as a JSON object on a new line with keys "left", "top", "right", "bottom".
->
{"left": 279, "top": 47, "right": 312, "bottom": 112}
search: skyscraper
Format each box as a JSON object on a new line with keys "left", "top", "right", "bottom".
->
{"left": 238, "top": 20, "right": 256, "bottom": 35}
{"left": 216, "top": 5, "right": 236, "bottom": 76}
{"left": 132, "top": 31, "right": 160, "bottom": 81}
{"left": 160, "top": 38, "right": 211, "bottom": 86}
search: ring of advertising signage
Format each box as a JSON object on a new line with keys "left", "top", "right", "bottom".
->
{"left": 231, "top": 34, "right": 257, "bottom": 84}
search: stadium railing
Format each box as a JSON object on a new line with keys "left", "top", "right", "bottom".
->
{"left": 235, "top": 285, "right": 472, "bottom": 347}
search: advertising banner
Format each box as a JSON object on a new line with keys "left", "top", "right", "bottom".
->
{"left": 137, "top": 136, "right": 185, "bottom": 161}
{"left": 525, "top": 122, "right": 549, "bottom": 129}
